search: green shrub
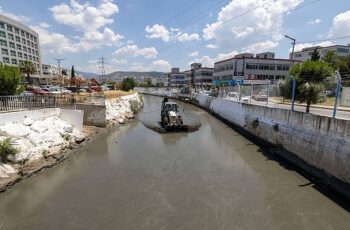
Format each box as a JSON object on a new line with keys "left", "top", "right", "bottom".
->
{"left": 0, "top": 138, "right": 18, "bottom": 163}
{"left": 130, "top": 100, "right": 140, "bottom": 114}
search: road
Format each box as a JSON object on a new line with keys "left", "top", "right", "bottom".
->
{"left": 0, "top": 95, "right": 349, "bottom": 230}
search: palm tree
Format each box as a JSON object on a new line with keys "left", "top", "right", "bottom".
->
{"left": 19, "top": 61, "right": 36, "bottom": 84}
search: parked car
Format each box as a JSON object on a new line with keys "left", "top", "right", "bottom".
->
{"left": 20, "top": 91, "right": 34, "bottom": 96}
{"left": 255, "top": 92, "right": 268, "bottom": 101}
{"left": 240, "top": 95, "right": 250, "bottom": 103}
{"left": 31, "top": 88, "right": 49, "bottom": 95}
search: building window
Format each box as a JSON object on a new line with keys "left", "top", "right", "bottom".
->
{"left": 14, "top": 28, "right": 20, "bottom": 34}
{"left": 0, "top": 22, "right": 4, "bottom": 29}
{"left": 1, "top": 48, "right": 8, "bottom": 55}
{"left": 337, "top": 48, "right": 349, "bottom": 53}
{"left": 0, "top": 31, "right": 6, "bottom": 38}
{"left": 21, "top": 30, "right": 25, "bottom": 37}
{"left": 9, "top": 42, "right": 15, "bottom": 49}
{"left": 8, "top": 33, "right": 14, "bottom": 40}
{"left": 276, "top": 65, "right": 289, "bottom": 71}
{"left": 0, "top": 39, "right": 7, "bottom": 46}
{"left": 28, "top": 48, "right": 31, "bottom": 54}
{"left": 10, "top": 50, "right": 16, "bottom": 57}
{"left": 26, "top": 32, "right": 29, "bottom": 39}
{"left": 22, "top": 38, "right": 26, "bottom": 44}
{"left": 3, "top": 57, "right": 10, "bottom": 64}
{"left": 16, "top": 44, "right": 21, "bottom": 50}
{"left": 23, "top": 46, "right": 27, "bottom": 52}
{"left": 17, "top": 52, "right": 22, "bottom": 58}
{"left": 24, "top": 54, "right": 27, "bottom": 59}
{"left": 11, "top": 59, "right": 17, "bottom": 65}
{"left": 7, "top": 25, "right": 13, "bottom": 32}
{"left": 29, "top": 55, "right": 32, "bottom": 60}
{"left": 15, "top": 36, "right": 20, "bottom": 42}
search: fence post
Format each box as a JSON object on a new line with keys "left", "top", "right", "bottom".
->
{"left": 266, "top": 80, "right": 270, "bottom": 107}
{"left": 250, "top": 83, "right": 253, "bottom": 104}
{"left": 291, "top": 76, "right": 296, "bottom": 111}
{"left": 333, "top": 70, "right": 342, "bottom": 118}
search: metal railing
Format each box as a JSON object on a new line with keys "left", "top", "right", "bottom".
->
{"left": 0, "top": 95, "right": 77, "bottom": 113}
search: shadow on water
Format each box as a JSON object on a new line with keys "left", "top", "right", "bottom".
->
{"left": 255, "top": 147, "right": 350, "bottom": 212}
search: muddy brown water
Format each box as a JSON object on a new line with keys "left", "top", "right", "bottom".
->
{"left": 0, "top": 95, "right": 349, "bottom": 230}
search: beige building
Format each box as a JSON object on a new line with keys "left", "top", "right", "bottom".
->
{"left": 291, "top": 45, "right": 350, "bottom": 61}
{"left": 214, "top": 52, "right": 295, "bottom": 84}
{"left": 0, "top": 14, "right": 42, "bottom": 82}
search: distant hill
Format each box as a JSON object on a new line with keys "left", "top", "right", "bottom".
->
{"left": 76, "top": 71, "right": 99, "bottom": 78}
{"left": 106, "top": 71, "right": 163, "bottom": 79}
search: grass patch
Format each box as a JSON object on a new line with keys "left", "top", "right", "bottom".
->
{"left": 103, "top": 90, "right": 134, "bottom": 99}
{"left": 0, "top": 138, "right": 18, "bottom": 163}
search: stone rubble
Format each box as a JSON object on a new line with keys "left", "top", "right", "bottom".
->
{"left": 105, "top": 93, "right": 143, "bottom": 125}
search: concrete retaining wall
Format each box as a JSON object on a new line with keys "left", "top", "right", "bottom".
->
{"left": 190, "top": 94, "right": 350, "bottom": 197}
{"left": 76, "top": 103, "right": 106, "bottom": 127}
{"left": 0, "top": 108, "right": 60, "bottom": 125}
{"left": 0, "top": 108, "right": 84, "bottom": 131}
{"left": 59, "top": 109, "right": 84, "bottom": 131}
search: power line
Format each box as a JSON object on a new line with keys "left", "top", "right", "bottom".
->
{"left": 296, "top": 35, "right": 350, "bottom": 44}
{"left": 158, "top": 0, "right": 322, "bottom": 58}
{"left": 164, "top": 0, "right": 204, "bottom": 25}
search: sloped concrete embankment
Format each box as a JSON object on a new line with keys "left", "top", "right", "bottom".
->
{"left": 0, "top": 92, "right": 143, "bottom": 191}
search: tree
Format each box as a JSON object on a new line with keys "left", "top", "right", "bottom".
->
{"left": 323, "top": 50, "right": 350, "bottom": 74}
{"left": 71, "top": 65, "right": 75, "bottom": 79}
{"left": 281, "top": 61, "right": 335, "bottom": 113}
{"left": 0, "top": 64, "right": 22, "bottom": 95}
{"left": 311, "top": 49, "right": 320, "bottom": 61}
{"left": 121, "top": 77, "right": 136, "bottom": 91}
{"left": 19, "top": 61, "right": 36, "bottom": 84}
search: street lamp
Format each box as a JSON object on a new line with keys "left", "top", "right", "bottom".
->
{"left": 284, "top": 35, "right": 296, "bottom": 65}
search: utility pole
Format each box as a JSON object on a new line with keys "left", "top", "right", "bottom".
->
{"left": 54, "top": 58, "right": 65, "bottom": 91}
{"left": 98, "top": 56, "right": 108, "bottom": 82}
{"left": 284, "top": 35, "right": 296, "bottom": 66}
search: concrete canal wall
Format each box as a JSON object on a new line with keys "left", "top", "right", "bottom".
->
{"left": 195, "top": 95, "right": 350, "bottom": 196}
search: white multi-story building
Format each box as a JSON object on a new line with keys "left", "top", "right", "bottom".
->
{"left": 165, "top": 68, "right": 186, "bottom": 87}
{"left": 194, "top": 67, "right": 214, "bottom": 87}
{"left": 291, "top": 45, "right": 350, "bottom": 61}
{"left": 0, "top": 14, "right": 42, "bottom": 79}
{"left": 214, "top": 52, "right": 295, "bottom": 84}
{"left": 42, "top": 64, "right": 59, "bottom": 75}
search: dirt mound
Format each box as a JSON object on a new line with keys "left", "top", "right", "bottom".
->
{"left": 141, "top": 121, "right": 201, "bottom": 134}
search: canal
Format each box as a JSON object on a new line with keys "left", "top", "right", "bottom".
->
{"left": 0, "top": 95, "right": 349, "bottom": 229}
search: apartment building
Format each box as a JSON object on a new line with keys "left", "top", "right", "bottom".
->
{"left": 214, "top": 52, "right": 294, "bottom": 84}
{"left": 165, "top": 68, "right": 186, "bottom": 87}
{"left": 194, "top": 67, "right": 214, "bottom": 87}
{"left": 0, "top": 14, "right": 42, "bottom": 79}
{"left": 291, "top": 44, "right": 350, "bottom": 61}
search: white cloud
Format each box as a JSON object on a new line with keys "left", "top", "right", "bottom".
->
{"left": 49, "top": 0, "right": 119, "bottom": 32}
{"left": 329, "top": 10, "right": 350, "bottom": 37}
{"left": 293, "top": 41, "right": 334, "bottom": 52}
{"left": 202, "top": 0, "right": 303, "bottom": 51}
{"left": 110, "top": 58, "right": 127, "bottom": 65}
{"left": 0, "top": 7, "right": 30, "bottom": 23}
{"left": 206, "top": 44, "right": 218, "bottom": 49}
{"left": 30, "top": 25, "right": 78, "bottom": 54}
{"left": 242, "top": 40, "right": 279, "bottom": 53}
{"left": 176, "top": 33, "right": 200, "bottom": 42}
{"left": 34, "top": 0, "right": 124, "bottom": 54}
{"left": 130, "top": 59, "right": 171, "bottom": 72}
{"left": 145, "top": 24, "right": 170, "bottom": 42}
{"left": 115, "top": 45, "right": 158, "bottom": 58}
{"left": 38, "top": 22, "right": 50, "bottom": 28}
{"left": 307, "top": 18, "right": 321, "bottom": 25}
{"left": 145, "top": 24, "right": 200, "bottom": 42}
{"left": 188, "top": 50, "right": 239, "bottom": 68}
{"left": 189, "top": 51, "right": 199, "bottom": 57}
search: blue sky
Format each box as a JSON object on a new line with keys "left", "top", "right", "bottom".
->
{"left": 0, "top": 0, "right": 349, "bottom": 73}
